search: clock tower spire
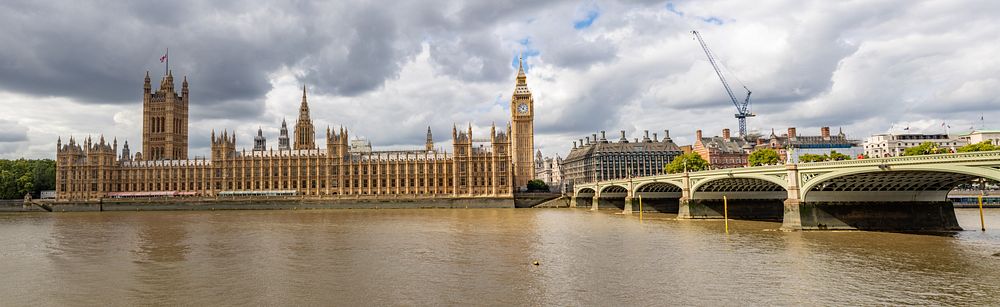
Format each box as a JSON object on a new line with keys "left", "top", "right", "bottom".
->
{"left": 510, "top": 56, "right": 535, "bottom": 190}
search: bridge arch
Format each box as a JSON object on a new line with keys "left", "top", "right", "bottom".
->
{"left": 800, "top": 165, "right": 1000, "bottom": 202}
{"left": 570, "top": 187, "right": 596, "bottom": 209}
{"left": 682, "top": 175, "right": 788, "bottom": 220}
{"left": 633, "top": 181, "right": 683, "bottom": 213}
{"left": 691, "top": 174, "right": 789, "bottom": 195}
{"left": 574, "top": 187, "right": 596, "bottom": 196}
{"left": 786, "top": 165, "right": 1000, "bottom": 231}
{"left": 599, "top": 185, "right": 629, "bottom": 194}
{"left": 634, "top": 181, "right": 683, "bottom": 193}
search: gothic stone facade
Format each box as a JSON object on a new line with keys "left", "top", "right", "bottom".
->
{"left": 56, "top": 67, "right": 535, "bottom": 201}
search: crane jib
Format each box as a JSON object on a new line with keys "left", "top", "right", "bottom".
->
{"left": 691, "top": 30, "right": 753, "bottom": 138}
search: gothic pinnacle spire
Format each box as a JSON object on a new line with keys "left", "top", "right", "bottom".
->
{"left": 517, "top": 55, "right": 526, "bottom": 78}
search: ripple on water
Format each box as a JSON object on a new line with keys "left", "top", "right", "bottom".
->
{"left": 0, "top": 208, "right": 999, "bottom": 305}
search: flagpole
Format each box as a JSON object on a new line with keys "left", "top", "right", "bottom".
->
{"left": 165, "top": 48, "right": 169, "bottom": 75}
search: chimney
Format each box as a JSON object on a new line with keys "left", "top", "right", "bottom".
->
{"left": 788, "top": 127, "right": 797, "bottom": 139}
{"left": 644, "top": 130, "right": 651, "bottom": 142}
{"left": 821, "top": 127, "right": 831, "bottom": 140}
{"left": 619, "top": 130, "right": 627, "bottom": 143}
{"left": 663, "top": 130, "right": 672, "bottom": 142}
{"left": 722, "top": 128, "right": 731, "bottom": 140}
{"left": 653, "top": 133, "right": 659, "bottom": 142}
{"left": 585, "top": 137, "right": 590, "bottom": 145}
{"left": 696, "top": 130, "right": 703, "bottom": 140}
{"left": 594, "top": 133, "right": 600, "bottom": 143}
{"left": 572, "top": 141, "right": 577, "bottom": 149}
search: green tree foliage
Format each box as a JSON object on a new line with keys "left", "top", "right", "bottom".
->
{"left": 902, "top": 142, "right": 944, "bottom": 156}
{"left": 827, "top": 151, "right": 851, "bottom": 161}
{"left": 748, "top": 149, "right": 781, "bottom": 166}
{"left": 798, "top": 151, "right": 852, "bottom": 163}
{"left": 526, "top": 179, "right": 549, "bottom": 192}
{"left": 664, "top": 153, "right": 709, "bottom": 174}
{"left": 957, "top": 141, "right": 999, "bottom": 153}
{"left": 798, "top": 154, "right": 825, "bottom": 163}
{"left": 0, "top": 159, "right": 55, "bottom": 199}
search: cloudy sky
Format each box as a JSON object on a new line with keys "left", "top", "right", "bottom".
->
{"left": 1, "top": 0, "right": 997, "bottom": 159}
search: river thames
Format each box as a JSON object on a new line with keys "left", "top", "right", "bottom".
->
{"left": 1, "top": 208, "right": 998, "bottom": 306}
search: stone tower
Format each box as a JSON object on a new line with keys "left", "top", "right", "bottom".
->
{"left": 142, "top": 70, "right": 189, "bottom": 160}
{"left": 294, "top": 86, "right": 316, "bottom": 150}
{"left": 425, "top": 126, "right": 434, "bottom": 151}
{"left": 510, "top": 57, "right": 535, "bottom": 189}
{"left": 253, "top": 127, "right": 266, "bottom": 151}
{"left": 278, "top": 119, "right": 290, "bottom": 150}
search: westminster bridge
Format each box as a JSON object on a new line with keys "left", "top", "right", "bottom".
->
{"left": 570, "top": 151, "right": 1000, "bottom": 231}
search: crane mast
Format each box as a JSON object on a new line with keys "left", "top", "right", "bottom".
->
{"left": 692, "top": 30, "right": 753, "bottom": 138}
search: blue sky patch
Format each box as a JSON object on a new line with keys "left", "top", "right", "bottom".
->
{"left": 573, "top": 8, "right": 600, "bottom": 29}
{"left": 702, "top": 16, "right": 724, "bottom": 25}
{"left": 666, "top": 3, "right": 684, "bottom": 16}
{"left": 511, "top": 37, "right": 540, "bottom": 72}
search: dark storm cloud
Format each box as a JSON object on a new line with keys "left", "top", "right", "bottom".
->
{"left": 3, "top": 0, "right": 999, "bottom": 160}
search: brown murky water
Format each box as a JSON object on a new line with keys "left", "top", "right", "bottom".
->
{"left": 1, "top": 208, "right": 999, "bottom": 306}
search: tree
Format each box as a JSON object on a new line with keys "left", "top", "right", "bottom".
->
{"left": 903, "top": 142, "right": 943, "bottom": 156}
{"left": 526, "top": 179, "right": 549, "bottom": 192}
{"left": 957, "top": 141, "right": 998, "bottom": 153}
{"left": 828, "top": 151, "right": 851, "bottom": 161}
{"left": 0, "top": 159, "right": 55, "bottom": 199}
{"left": 665, "top": 153, "right": 709, "bottom": 174}
{"left": 748, "top": 149, "right": 780, "bottom": 166}
{"left": 798, "top": 153, "right": 826, "bottom": 163}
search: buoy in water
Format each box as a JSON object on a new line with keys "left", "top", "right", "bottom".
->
{"left": 532, "top": 260, "right": 540, "bottom": 266}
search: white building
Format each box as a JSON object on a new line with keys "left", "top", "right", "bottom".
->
{"left": 863, "top": 133, "right": 967, "bottom": 158}
{"left": 534, "top": 151, "right": 564, "bottom": 192}
{"left": 959, "top": 130, "right": 1000, "bottom": 146}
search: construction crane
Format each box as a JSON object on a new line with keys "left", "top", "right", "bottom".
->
{"left": 691, "top": 30, "right": 754, "bottom": 138}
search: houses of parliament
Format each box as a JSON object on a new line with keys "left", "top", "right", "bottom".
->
{"left": 55, "top": 60, "right": 536, "bottom": 201}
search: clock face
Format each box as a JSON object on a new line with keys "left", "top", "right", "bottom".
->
{"left": 517, "top": 103, "right": 529, "bottom": 114}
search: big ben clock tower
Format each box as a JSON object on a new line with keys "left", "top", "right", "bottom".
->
{"left": 510, "top": 57, "right": 535, "bottom": 189}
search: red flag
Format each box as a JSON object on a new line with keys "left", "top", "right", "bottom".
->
{"left": 160, "top": 54, "right": 168, "bottom": 63}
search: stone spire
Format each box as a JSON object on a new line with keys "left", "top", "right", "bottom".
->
{"left": 425, "top": 126, "right": 434, "bottom": 151}
{"left": 253, "top": 126, "right": 266, "bottom": 151}
{"left": 121, "top": 140, "right": 131, "bottom": 161}
{"left": 294, "top": 85, "right": 316, "bottom": 150}
{"left": 515, "top": 56, "right": 528, "bottom": 88}
{"left": 278, "top": 118, "right": 290, "bottom": 150}
{"left": 143, "top": 71, "right": 151, "bottom": 93}
{"left": 161, "top": 70, "right": 174, "bottom": 92}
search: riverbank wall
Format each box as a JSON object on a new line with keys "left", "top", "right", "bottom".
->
{"left": 2, "top": 197, "right": 515, "bottom": 213}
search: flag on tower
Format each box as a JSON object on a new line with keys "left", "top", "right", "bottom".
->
{"left": 160, "top": 53, "right": 168, "bottom": 63}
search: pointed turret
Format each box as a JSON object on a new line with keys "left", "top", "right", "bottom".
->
{"left": 160, "top": 70, "right": 174, "bottom": 92}
{"left": 425, "top": 126, "right": 434, "bottom": 151}
{"left": 253, "top": 126, "right": 267, "bottom": 152}
{"left": 278, "top": 118, "right": 290, "bottom": 150}
{"left": 144, "top": 71, "right": 151, "bottom": 93}
{"left": 182, "top": 76, "right": 189, "bottom": 95}
{"left": 516, "top": 56, "right": 526, "bottom": 83}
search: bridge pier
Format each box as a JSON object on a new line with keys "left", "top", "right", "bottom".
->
{"left": 622, "top": 196, "right": 633, "bottom": 214}
{"left": 678, "top": 198, "right": 784, "bottom": 220}
{"left": 780, "top": 200, "right": 962, "bottom": 231}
